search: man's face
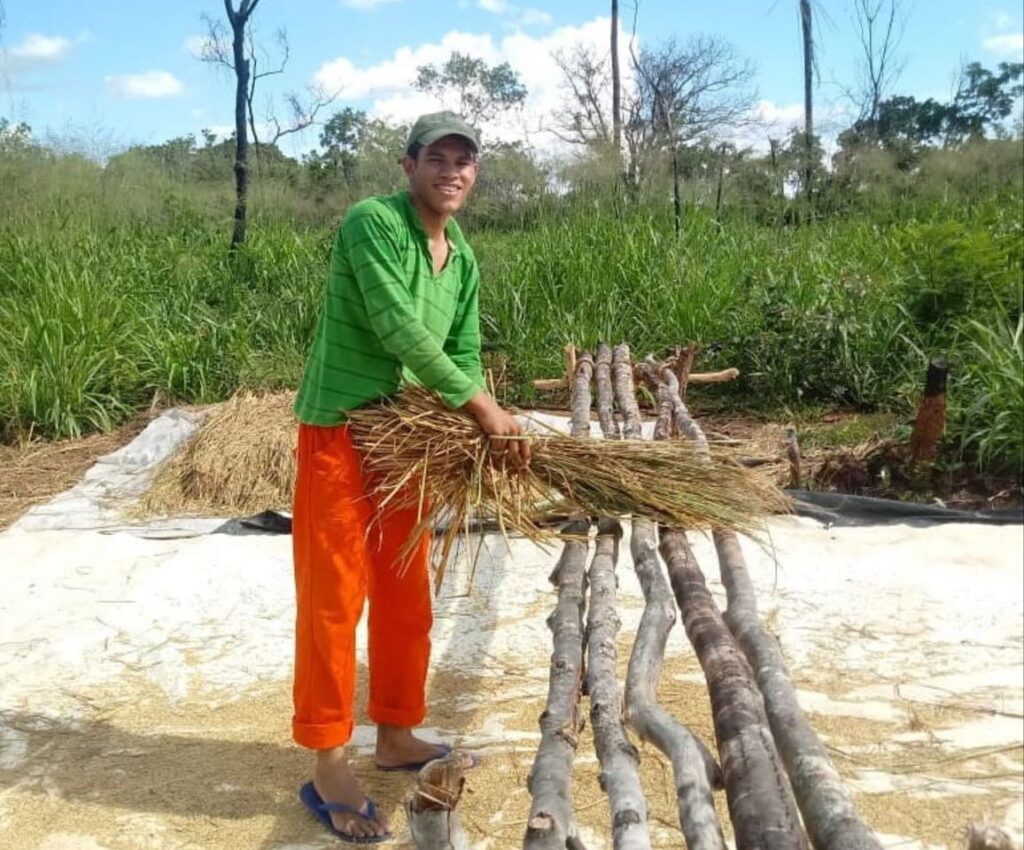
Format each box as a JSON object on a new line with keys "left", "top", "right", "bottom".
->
{"left": 402, "top": 135, "right": 479, "bottom": 217}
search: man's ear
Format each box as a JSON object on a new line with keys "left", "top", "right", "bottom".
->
{"left": 401, "top": 154, "right": 416, "bottom": 178}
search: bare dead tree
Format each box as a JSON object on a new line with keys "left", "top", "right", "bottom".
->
{"left": 799, "top": 0, "right": 814, "bottom": 220}
{"left": 611, "top": 0, "right": 622, "bottom": 159}
{"left": 629, "top": 37, "right": 755, "bottom": 234}
{"left": 850, "top": 0, "right": 905, "bottom": 130}
{"left": 200, "top": 1, "right": 335, "bottom": 250}
{"left": 550, "top": 45, "right": 614, "bottom": 148}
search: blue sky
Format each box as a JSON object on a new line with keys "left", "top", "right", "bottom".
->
{"left": 2, "top": 0, "right": 1022, "bottom": 157}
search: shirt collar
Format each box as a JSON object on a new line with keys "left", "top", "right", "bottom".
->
{"left": 399, "top": 190, "right": 460, "bottom": 255}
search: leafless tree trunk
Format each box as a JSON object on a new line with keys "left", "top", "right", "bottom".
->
{"left": 851, "top": 0, "right": 904, "bottom": 130}
{"left": 611, "top": 0, "right": 622, "bottom": 160}
{"left": 800, "top": 0, "right": 814, "bottom": 221}
{"left": 525, "top": 353, "right": 593, "bottom": 850}
{"left": 224, "top": 0, "right": 257, "bottom": 251}
{"left": 714, "top": 531, "right": 882, "bottom": 850}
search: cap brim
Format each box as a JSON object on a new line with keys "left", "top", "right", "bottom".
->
{"left": 417, "top": 129, "right": 479, "bottom": 152}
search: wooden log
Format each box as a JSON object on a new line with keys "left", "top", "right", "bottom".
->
{"left": 625, "top": 516, "right": 727, "bottom": 850}
{"left": 526, "top": 347, "right": 594, "bottom": 850}
{"left": 533, "top": 368, "right": 739, "bottom": 393}
{"left": 611, "top": 344, "right": 644, "bottom": 440}
{"left": 525, "top": 520, "right": 591, "bottom": 850}
{"left": 586, "top": 517, "right": 651, "bottom": 850}
{"left": 714, "top": 530, "right": 882, "bottom": 850}
{"left": 657, "top": 363, "right": 874, "bottom": 849}
{"left": 407, "top": 750, "right": 475, "bottom": 850}
{"left": 595, "top": 343, "right": 622, "bottom": 440}
{"left": 783, "top": 428, "right": 802, "bottom": 489}
{"left": 660, "top": 529, "right": 808, "bottom": 850}
{"left": 571, "top": 353, "right": 594, "bottom": 439}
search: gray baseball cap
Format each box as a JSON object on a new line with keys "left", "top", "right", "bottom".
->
{"left": 405, "top": 111, "right": 480, "bottom": 154}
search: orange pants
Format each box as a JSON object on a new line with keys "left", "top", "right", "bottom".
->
{"left": 292, "top": 422, "right": 433, "bottom": 750}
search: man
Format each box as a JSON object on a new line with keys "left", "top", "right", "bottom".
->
{"left": 292, "top": 111, "right": 529, "bottom": 843}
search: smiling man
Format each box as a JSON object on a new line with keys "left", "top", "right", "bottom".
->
{"left": 291, "top": 112, "right": 527, "bottom": 843}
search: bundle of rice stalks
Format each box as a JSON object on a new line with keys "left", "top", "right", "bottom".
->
{"left": 139, "top": 391, "right": 297, "bottom": 517}
{"left": 349, "top": 387, "right": 790, "bottom": 580}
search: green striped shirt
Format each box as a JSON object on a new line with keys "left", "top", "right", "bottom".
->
{"left": 294, "top": 190, "right": 485, "bottom": 426}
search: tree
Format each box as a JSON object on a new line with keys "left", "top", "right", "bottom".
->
{"left": 413, "top": 52, "right": 527, "bottom": 126}
{"left": 630, "top": 37, "right": 755, "bottom": 233}
{"left": 611, "top": 0, "right": 622, "bottom": 160}
{"left": 946, "top": 61, "right": 1024, "bottom": 143}
{"left": 850, "top": 0, "right": 905, "bottom": 132}
{"left": 200, "top": 1, "right": 335, "bottom": 250}
{"left": 799, "top": 0, "right": 814, "bottom": 217}
{"left": 308, "top": 107, "right": 368, "bottom": 186}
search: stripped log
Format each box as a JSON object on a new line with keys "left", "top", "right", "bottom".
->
{"left": 407, "top": 750, "right": 474, "bottom": 850}
{"left": 611, "top": 344, "right": 643, "bottom": 440}
{"left": 526, "top": 351, "right": 593, "bottom": 850}
{"left": 661, "top": 529, "right": 808, "bottom": 850}
{"left": 659, "top": 365, "right": 876, "bottom": 849}
{"left": 595, "top": 343, "right": 622, "bottom": 440}
{"left": 525, "top": 519, "right": 591, "bottom": 850}
{"left": 715, "top": 530, "right": 882, "bottom": 850}
{"left": 586, "top": 517, "right": 651, "bottom": 850}
{"left": 625, "top": 516, "right": 727, "bottom": 850}
{"left": 617, "top": 344, "right": 726, "bottom": 845}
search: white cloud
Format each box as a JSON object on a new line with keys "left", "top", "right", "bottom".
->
{"left": 312, "top": 17, "right": 617, "bottom": 153}
{"left": 478, "top": 0, "right": 509, "bottom": 12}
{"left": 983, "top": 33, "right": 1024, "bottom": 58}
{"left": 342, "top": 0, "right": 402, "bottom": 9}
{"left": 105, "top": 70, "right": 185, "bottom": 99}
{"left": 9, "top": 33, "right": 73, "bottom": 61}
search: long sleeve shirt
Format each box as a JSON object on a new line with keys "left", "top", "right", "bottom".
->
{"left": 294, "top": 190, "right": 485, "bottom": 426}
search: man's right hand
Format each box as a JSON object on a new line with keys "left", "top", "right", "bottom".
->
{"left": 462, "top": 391, "right": 531, "bottom": 468}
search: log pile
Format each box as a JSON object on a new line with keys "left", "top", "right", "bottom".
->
{"left": 521, "top": 342, "right": 882, "bottom": 850}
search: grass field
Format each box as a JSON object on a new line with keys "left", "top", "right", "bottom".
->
{"left": 0, "top": 149, "right": 1021, "bottom": 476}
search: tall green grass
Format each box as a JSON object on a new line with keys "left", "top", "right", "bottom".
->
{"left": 0, "top": 159, "right": 1020, "bottom": 475}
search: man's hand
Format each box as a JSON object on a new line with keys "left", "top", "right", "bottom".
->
{"left": 462, "top": 391, "right": 531, "bottom": 468}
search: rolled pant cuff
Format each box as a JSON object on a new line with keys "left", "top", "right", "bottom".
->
{"left": 292, "top": 717, "right": 354, "bottom": 751}
{"left": 368, "top": 702, "right": 426, "bottom": 728}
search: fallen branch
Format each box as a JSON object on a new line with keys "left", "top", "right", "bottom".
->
{"left": 611, "top": 344, "right": 644, "bottom": 440}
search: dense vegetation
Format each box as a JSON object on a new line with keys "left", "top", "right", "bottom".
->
{"left": 0, "top": 109, "right": 1021, "bottom": 477}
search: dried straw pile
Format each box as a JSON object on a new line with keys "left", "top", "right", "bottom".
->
{"left": 348, "top": 387, "right": 789, "bottom": 572}
{"left": 139, "top": 391, "right": 297, "bottom": 516}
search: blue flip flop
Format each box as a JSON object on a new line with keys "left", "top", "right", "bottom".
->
{"left": 375, "top": 744, "right": 479, "bottom": 773}
{"left": 299, "top": 781, "right": 391, "bottom": 844}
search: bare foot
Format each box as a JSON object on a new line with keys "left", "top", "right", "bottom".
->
{"left": 374, "top": 724, "right": 449, "bottom": 768}
{"left": 314, "top": 746, "right": 390, "bottom": 840}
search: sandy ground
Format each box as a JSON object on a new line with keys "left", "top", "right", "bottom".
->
{"left": 1, "top": 502, "right": 1022, "bottom": 850}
